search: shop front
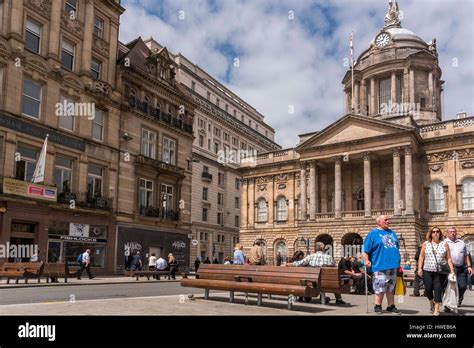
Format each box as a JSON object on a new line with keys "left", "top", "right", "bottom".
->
{"left": 116, "top": 225, "right": 190, "bottom": 273}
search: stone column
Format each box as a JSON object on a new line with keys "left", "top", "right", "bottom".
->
{"left": 300, "top": 164, "right": 307, "bottom": 220}
{"left": 363, "top": 152, "right": 372, "bottom": 217}
{"left": 321, "top": 168, "right": 327, "bottom": 213}
{"left": 393, "top": 148, "right": 402, "bottom": 215}
{"left": 248, "top": 178, "right": 255, "bottom": 225}
{"left": 81, "top": 0, "right": 95, "bottom": 76}
{"left": 361, "top": 80, "right": 367, "bottom": 115}
{"left": 372, "top": 159, "right": 381, "bottom": 209}
{"left": 404, "top": 147, "right": 414, "bottom": 215}
{"left": 8, "top": 0, "right": 23, "bottom": 40}
{"left": 370, "top": 77, "right": 375, "bottom": 115}
{"left": 108, "top": 22, "right": 119, "bottom": 87}
{"left": 309, "top": 161, "right": 316, "bottom": 220}
{"left": 241, "top": 179, "right": 248, "bottom": 227}
{"left": 48, "top": 0, "right": 62, "bottom": 59}
{"left": 409, "top": 68, "right": 415, "bottom": 105}
{"left": 354, "top": 82, "right": 360, "bottom": 114}
{"left": 334, "top": 157, "right": 342, "bottom": 219}
{"left": 391, "top": 71, "right": 397, "bottom": 108}
{"left": 428, "top": 71, "right": 433, "bottom": 108}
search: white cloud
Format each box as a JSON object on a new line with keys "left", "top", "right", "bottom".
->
{"left": 120, "top": 0, "right": 474, "bottom": 148}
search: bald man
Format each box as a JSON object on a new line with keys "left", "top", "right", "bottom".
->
{"left": 363, "top": 215, "right": 401, "bottom": 314}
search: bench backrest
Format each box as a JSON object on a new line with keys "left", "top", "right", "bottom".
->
{"left": 44, "top": 263, "right": 68, "bottom": 273}
{"left": 0, "top": 262, "right": 44, "bottom": 273}
{"left": 196, "top": 264, "right": 320, "bottom": 286}
{"left": 318, "top": 267, "right": 342, "bottom": 291}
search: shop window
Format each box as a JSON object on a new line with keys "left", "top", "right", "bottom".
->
{"left": 15, "top": 145, "right": 37, "bottom": 181}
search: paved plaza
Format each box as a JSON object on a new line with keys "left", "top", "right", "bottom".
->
{"left": 0, "top": 276, "right": 472, "bottom": 316}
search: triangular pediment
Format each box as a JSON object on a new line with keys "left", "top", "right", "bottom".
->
{"left": 297, "top": 114, "right": 414, "bottom": 150}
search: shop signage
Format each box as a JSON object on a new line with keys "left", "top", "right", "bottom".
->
{"left": 191, "top": 239, "right": 198, "bottom": 246}
{"left": 69, "top": 223, "right": 89, "bottom": 237}
{"left": 3, "top": 178, "right": 57, "bottom": 202}
{"left": 49, "top": 235, "right": 107, "bottom": 243}
{"left": 0, "top": 113, "right": 85, "bottom": 151}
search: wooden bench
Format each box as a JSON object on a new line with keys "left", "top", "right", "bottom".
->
{"left": 42, "top": 263, "right": 77, "bottom": 283}
{"left": 181, "top": 264, "right": 351, "bottom": 309}
{"left": 0, "top": 262, "right": 44, "bottom": 284}
{"left": 125, "top": 269, "right": 188, "bottom": 281}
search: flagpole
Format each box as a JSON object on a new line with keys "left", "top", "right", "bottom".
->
{"left": 350, "top": 31, "right": 354, "bottom": 114}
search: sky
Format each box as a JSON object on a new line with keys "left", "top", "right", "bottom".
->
{"left": 119, "top": 0, "right": 474, "bottom": 148}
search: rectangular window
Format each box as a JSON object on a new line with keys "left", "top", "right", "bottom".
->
{"left": 202, "top": 187, "right": 208, "bottom": 200}
{"left": 141, "top": 129, "right": 156, "bottom": 159}
{"left": 225, "top": 104, "right": 228, "bottom": 112}
{"left": 91, "top": 58, "right": 101, "bottom": 80}
{"left": 61, "top": 40, "right": 75, "bottom": 71}
{"left": 217, "top": 212, "right": 223, "bottom": 225}
{"left": 223, "top": 133, "right": 229, "bottom": 142}
{"left": 163, "top": 137, "right": 176, "bottom": 165}
{"left": 207, "top": 139, "right": 211, "bottom": 150}
{"left": 218, "top": 173, "right": 225, "bottom": 186}
{"left": 235, "top": 178, "right": 240, "bottom": 190}
{"left": 65, "top": 0, "right": 77, "bottom": 15}
{"left": 160, "top": 184, "right": 174, "bottom": 211}
{"left": 93, "top": 17, "right": 104, "bottom": 38}
{"left": 207, "top": 91, "right": 210, "bottom": 100}
{"left": 233, "top": 110, "right": 236, "bottom": 117}
{"left": 202, "top": 208, "right": 208, "bottom": 222}
{"left": 87, "top": 164, "right": 103, "bottom": 198}
{"left": 92, "top": 109, "right": 105, "bottom": 141}
{"left": 139, "top": 179, "right": 153, "bottom": 208}
{"left": 22, "top": 79, "right": 42, "bottom": 118}
{"left": 15, "top": 146, "right": 37, "bottom": 182}
{"left": 198, "top": 134, "right": 204, "bottom": 147}
{"left": 235, "top": 197, "right": 239, "bottom": 209}
{"left": 208, "top": 123, "right": 211, "bottom": 132}
{"left": 54, "top": 156, "right": 72, "bottom": 193}
{"left": 203, "top": 166, "right": 209, "bottom": 173}
{"left": 232, "top": 137, "right": 238, "bottom": 146}
{"left": 235, "top": 216, "right": 240, "bottom": 227}
{"left": 191, "top": 81, "right": 195, "bottom": 91}
{"left": 216, "top": 98, "right": 220, "bottom": 107}
{"left": 58, "top": 96, "right": 75, "bottom": 130}
{"left": 378, "top": 77, "right": 391, "bottom": 113}
{"left": 25, "top": 19, "right": 41, "bottom": 53}
{"left": 218, "top": 193, "right": 224, "bottom": 205}
{"left": 214, "top": 142, "right": 219, "bottom": 154}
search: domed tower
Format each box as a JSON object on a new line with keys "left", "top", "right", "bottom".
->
{"left": 342, "top": 0, "right": 443, "bottom": 126}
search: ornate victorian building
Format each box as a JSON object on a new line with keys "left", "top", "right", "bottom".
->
{"left": 239, "top": 1, "right": 474, "bottom": 264}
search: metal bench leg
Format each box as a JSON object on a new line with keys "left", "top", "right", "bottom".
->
{"left": 321, "top": 293, "right": 327, "bottom": 305}
{"left": 46, "top": 277, "right": 49, "bottom": 283}
{"left": 230, "top": 291, "right": 234, "bottom": 303}
{"left": 267, "top": 294, "right": 272, "bottom": 299}
{"left": 157, "top": 275, "right": 161, "bottom": 280}
{"left": 288, "top": 296, "right": 293, "bottom": 310}
{"left": 257, "top": 293, "right": 263, "bottom": 306}
{"left": 204, "top": 289, "right": 209, "bottom": 300}
{"left": 7, "top": 278, "right": 10, "bottom": 284}
{"left": 136, "top": 275, "right": 139, "bottom": 281}
{"left": 16, "top": 278, "right": 19, "bottom": 284}
{"left": 37, "top": 277, "right": 40, "bottom": 283}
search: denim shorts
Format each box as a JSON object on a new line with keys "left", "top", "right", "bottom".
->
{"left": 372, "top": 268, "right": 398, "bottom": 294}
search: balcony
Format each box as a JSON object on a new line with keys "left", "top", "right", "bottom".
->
{"left": 139, "top": 205, "right": 179, "bottom": 220}
{"left": 201, "top": 172, "right": 213, "bottom": 182}
{"left": 128, "top": 98, "right": 193, "bottom": 134}
{"left": 135, "top": 155, "right": 185, "bottom": 178}
{"left": 58, "top": 191, "right": 113, "bottom": 212}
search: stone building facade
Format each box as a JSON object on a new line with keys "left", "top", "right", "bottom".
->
{"left": 0, "top": 0, "right": 124, "bottom": 273}
{"left": 239, "top": 1, "right": 474, "bottom": 265}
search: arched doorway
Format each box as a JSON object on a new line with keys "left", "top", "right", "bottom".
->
{"left": 254, "top": 239, "right": 267, "bottom": 260}
{"left": 341, "top": 233, "right": 363, "bottom": 258}
{"left": 274, "top": 240, "right": 288, "bottom": 265}
{"left": 315, "top": 234, "right": 334, "bottom": 257}
{"left": 294, "top": 238, "right": 308, "bottom": 255}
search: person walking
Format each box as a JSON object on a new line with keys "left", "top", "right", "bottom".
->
{"left": 444, "top": 226, "right": 472, "bottom": 308}
{"left": 132, "top": 251, "right": 142, "bottom": 271}
{"left": 194, "top": 257, "right": 201, "bottom": 272}
{"left": 468, "top": 253, "right": 473, "bottom": 291}
{"left": 418, "top": 226, "right": 455, "bottom": 315}
{"left": 167, "top": 253, "right": 178, "bottom": 280}
{"left": 287, "top": 242, "right": 346, "bottom": 305}
{"left": 148, "top": 253, "right": 157, "bottom": 271}
{"left": 233, "top": 244, "right": 245, "bottom": 265}
{"left": 77, "top": 249, "right": 94, "bottom": 280}
{"left": 249, "top": 241, "right": 266, "bottom": 265}
{"left": 363, "top": 215, "right": 401, "bottom": 314}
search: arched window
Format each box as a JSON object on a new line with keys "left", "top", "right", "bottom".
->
{"left": 143, "top": 96, "right": 150, "bottom": 113}
{"left": 257, "top": 198, "right": 268, "bottom": 222}
{"left": 274, "top": 240, "right": 288, "bottom": 264}
{"left": 276, "top": 196, "right": 288, "bottom": 221}
{"left": 461, "top": 178, "right": 474, "bottom": 210}
{"left": 156, "top": 100, "right": 162, "bottom": 114}
{"left": 429, "top": 181, "right": 445, "bottom": 212}
{"left": 464, "top": 236, "right": 474, "bottom": 257}
{"left": 129, "top": 88, "right": 137, "bottom": 106}
{"left": 384, "top": 185, "right": 394, "bottom": 209}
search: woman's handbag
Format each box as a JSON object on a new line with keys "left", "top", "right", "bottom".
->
{"left": 431, "top": 242, "right": 450, "bottom": 274}
{"left": 395, "top": 276, "right": 406, "bottom": 296}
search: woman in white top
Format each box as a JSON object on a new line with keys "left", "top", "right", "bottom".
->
{"left": 418, "top": 227, "right": 455, "bottom": 315}
{"left": 148, "top": 253, "right": 157, "bottom": 271}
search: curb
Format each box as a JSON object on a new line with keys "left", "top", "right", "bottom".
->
{"left": 0, "top": 279, "right": 183, "bottom": 289}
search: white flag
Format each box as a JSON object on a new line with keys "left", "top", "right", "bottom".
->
{"left": 31, "top": 134, "right": 48, "bottom": 183}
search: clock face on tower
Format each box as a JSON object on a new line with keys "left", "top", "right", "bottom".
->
{"left": 375, "top": 32, "right": 390, "bottom": 48}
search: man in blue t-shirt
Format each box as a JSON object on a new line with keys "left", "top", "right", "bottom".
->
{"left": 363, "top": 215, "right": 401, "bottom": 314}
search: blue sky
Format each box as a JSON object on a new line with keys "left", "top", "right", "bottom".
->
{"left": 120, "top": 0, "right": 474, "bottom": 148}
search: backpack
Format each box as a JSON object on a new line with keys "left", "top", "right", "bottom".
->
{"left": 76, "top": 253, "right": 83, "bottom": 264}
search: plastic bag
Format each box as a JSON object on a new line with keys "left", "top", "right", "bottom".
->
{"left": 442, "top": 273, "right": 458, "bottom": 313}
{"left": 395, "top": 276, "right": 406, "bottom": 296}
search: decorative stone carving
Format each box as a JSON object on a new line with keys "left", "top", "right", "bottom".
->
{"left": 392, "top": 148, "right": 400, "bottom": 157}
{"left": 257, "top": 184, "right": 267, "bottom": 191}
{"left": 256, "top": 176, "right": 270, "bottom": 184}
{"left": 93, "top": 36, "right": 109, "bottom": 56}
{"left": 25, "top": 0, "right": 51, "bottom": 19}
{"left": 427, "top": 148, "right": 473, "bottom": 162}
{"left": 275, "top": 173, "right": 289, "bottom": 182}
{"left": 92, "top": 81, "right": 112, "bottom": 97}
{"left": 429, "top": 163, "right": 444, "bottom": 173}
{"left": 461, "top": 161, "right": 474, "bottom": 169}
{"left": 278, "top": 183, "right": 286, "bottom": 190}
{"left": 61, "top": 12, "right": 84, "bottom": 37}
{"left": 384, "top": 0, "right": 401, "bottom": 27}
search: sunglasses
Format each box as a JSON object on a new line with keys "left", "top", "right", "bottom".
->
{"left": 431, "top": 230, "right": 440, "bottom": 233}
